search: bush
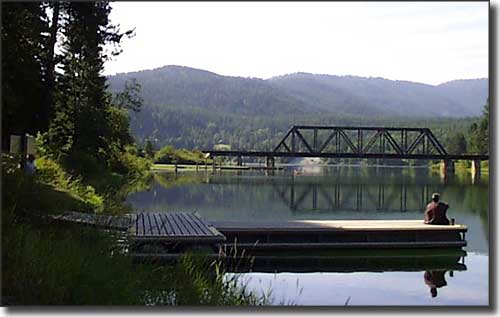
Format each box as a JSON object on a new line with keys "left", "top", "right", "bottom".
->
{"left": 154, "top": 145, "right": 209, "bottom": 164}
{"left": 114, "top": 145, "right": 152, "bottom": 178}
{"left": 35, "top": 156, "right": 104, "bottom": 212}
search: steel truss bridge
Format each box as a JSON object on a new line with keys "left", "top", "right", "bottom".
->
{"left": 204, "top": 125, "right": 489, "bottom": 161}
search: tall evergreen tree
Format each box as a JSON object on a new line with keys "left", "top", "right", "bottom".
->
{"left": 47, "top": 2, "right": 133, "bottom": 171}
{"left": 1, "top": 2, "right": 49, "bottom": 150}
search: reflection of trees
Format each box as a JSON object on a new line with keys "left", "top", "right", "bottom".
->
{"left": 132, "top": 170, "right": 488, "bottom": 240}
{"left": 103, "top": 173, "right": 154, "bottom": 214}
{"left": 462, "top": 187, "right": 489, "bottom": 242}
{"left": 153, "top": 172, "right": 204, "bottom": 189}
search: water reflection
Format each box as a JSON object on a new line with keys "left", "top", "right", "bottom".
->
{"left": 126, "top": 166, "right": 488, "bottom": 253}
{"left": 222, "top": 249, "right": 467, "bottom": 274}
{"left": 126, "top": 166, "right": 489, "bottom": 305}
{"left": 424, "top": 270, "right": 448, "bottom": 298}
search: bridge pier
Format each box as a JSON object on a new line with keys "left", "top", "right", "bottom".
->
{"left": 237, "top": 156, "right": 242, "bottom": 167}
{"left": 440, "top": 159, "right": 454, "bottom": 175}
{"left": 471, "top": 160, "right": 481, "bottom": 178}
{"left": 212, "top": 156, "right": 216, "bottom": 172}
{"left": 439, "top": 160, "right": 454, "bottom": 183}
{"left": 266, "top": 156, "right": 275, "bottom": 169}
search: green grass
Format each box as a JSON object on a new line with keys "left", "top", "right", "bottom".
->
{"left": 2, "top": 153, "right": 265, "bottom": 305}
{"left": 2, "top": 218, "right": 265, "bottom": 305}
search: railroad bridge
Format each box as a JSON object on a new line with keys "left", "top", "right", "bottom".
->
{"left": 203, "top": 125, "right": 488, "bottom": 175}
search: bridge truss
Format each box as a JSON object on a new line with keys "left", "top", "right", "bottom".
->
{"left": 273, "top": 126, "right": 448, "bottom": 157}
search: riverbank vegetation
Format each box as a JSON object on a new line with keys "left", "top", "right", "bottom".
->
{"left": 153, "top": 145, "right": 210, "bottom": 165}
{"left": 2, "top": 2, "right": 263, "bottom": 305}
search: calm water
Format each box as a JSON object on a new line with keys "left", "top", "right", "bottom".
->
{"left": 126, "top": 166, "right": 489, "bottom": 306}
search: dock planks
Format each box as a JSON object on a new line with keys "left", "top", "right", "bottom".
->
{"left": 210, "top": 219, "right": 467, "bottom": 232}
{"left": 131, "top": 212, "right": 225, "bottom": 243}
{"left": 50, "top": 211, "right": 131, "bottom": 231}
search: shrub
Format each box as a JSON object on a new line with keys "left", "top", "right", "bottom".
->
{"left": 154, "top": 145, "right": 209, "bottom": 164}
{"left": 35, "top": 156, "right": 104, "bottom": 212}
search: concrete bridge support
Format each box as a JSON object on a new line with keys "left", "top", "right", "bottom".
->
{"left": 266, "top": 156, "right": 275, "bottom": 169}
{"left": 440, "top": 160, "right": 454, "bottom": 180}
{"left": 212, "top": 156, "right": 216, "bottom": 172}
{"left": 471, "top": 160, "right": 481, "bottom": 178}
{"left": 237, "top": 156, "right": 242, "bottom": 166}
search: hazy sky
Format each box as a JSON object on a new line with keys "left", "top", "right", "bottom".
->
{"left": 104, "top": 1, "right": 488, "bottom": 85}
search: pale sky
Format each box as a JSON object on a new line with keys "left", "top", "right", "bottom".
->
{"left": 104, "top": 1, "right": 488, "bottom": 85}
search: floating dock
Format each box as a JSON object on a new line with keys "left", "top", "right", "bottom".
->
{"left": 132, "top": 249, "right": 467, "bottom": 273}
{"left": 51, "top": 211, "right": 467, "bottom": 258}
{"left": 211, "top": 219, "right": 467, "bottom": 251}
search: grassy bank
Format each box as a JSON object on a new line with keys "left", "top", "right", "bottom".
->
{"left": 1, "top": 153, "right": 265, "bottom": 305}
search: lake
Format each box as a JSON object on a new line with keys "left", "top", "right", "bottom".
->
{"left": 126, "top": 165, "right": 489, "bottom": 306}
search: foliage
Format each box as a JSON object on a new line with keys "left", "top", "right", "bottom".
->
{"left": 113, "top": 78, "right": 143, "bottom": 113}
{"left": 446, "top": 132, "right": 468, "bottom": 155}
{"left": 144, "top": 139, "right": 155, "bottom": 158}
{"left": 1, "top": 2, "right": 49, "bottom": 150}
{"left": 45, "top": 2, "right": 135, "bottom": 176}
{"left": 128, "top": 102, "right": 479, "bottom": 154}
{"left": 34, "top": 156, "right": 104, "bottom": 211}
{"left": 468, "top": 99, "right": 489, "bottom": 155}
{"left": 154, "top": 145, "right": 209, "bottom": 164}
{"left": 2, "top": 152, "right": 262, "bottom": 305}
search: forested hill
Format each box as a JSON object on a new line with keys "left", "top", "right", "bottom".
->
{"left": 107, "top": 65, "right": 487, "bottom": 117}
{"left": 107, "top": 65, "right": 315, "bottom": 116}
{"left": 268, "top": 73, "right": 487, "bottom": 117}
{"left": 106, "top": 65, "right": 487, "bottom": 150}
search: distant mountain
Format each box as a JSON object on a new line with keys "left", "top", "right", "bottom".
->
{"left": 107, "top": 65, "right": 488, "bottom": 118}
{"left": 436, "top": 79, "right": 489, "bottom": 115}
{"left": 106, "top": 66, "right": 487, "bottom": 149}
{"left": 268, "top": 73, "right": 489, "bottom": 117}
{"left": 107, "top": 65, "right": 315, "bottom": 116}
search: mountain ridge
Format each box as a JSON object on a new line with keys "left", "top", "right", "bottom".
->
{"left": 107, "top": 65, "right": 488, "bottom": 118}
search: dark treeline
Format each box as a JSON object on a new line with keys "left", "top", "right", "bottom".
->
{"left": 107, "top": 65, "right": 488, "bottom": 156}
{"left": 131, "top": 103, "right": 486, "bottom": 155}
{"left": 2, "top": 1, "right": 143, "bottom": 177}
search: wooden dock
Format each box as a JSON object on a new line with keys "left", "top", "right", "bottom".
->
{"left": 210, "top": 219, "right": 467, "bottom": 251}
{"left": 129, "top": 212, "right": 225, "bottom": 253}
{"left": 51, "top": 211, "right": 467, "bottom": 254}
{"left": 50, "top": 211, "right": 132, "bottom": 231}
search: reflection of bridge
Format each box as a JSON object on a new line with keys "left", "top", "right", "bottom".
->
{"left": 272, "top": 182, "right": 432, "bottom": 212}
{"left": 207, "top": 176, "right": 441, "bottom": 212}
{"left": 203, "top": 126, "right": 488, "bottom": 175}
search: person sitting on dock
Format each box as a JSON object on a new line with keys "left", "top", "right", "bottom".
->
{"left": 424, "top": 193, "right": 450, "bottom": 225}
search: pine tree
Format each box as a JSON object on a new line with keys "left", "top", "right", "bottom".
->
{"left": 1, "top": 2, "right": 49, "bottom": 150}
{"left": 47, "top": 2, "right": 133, "bottom": 172}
